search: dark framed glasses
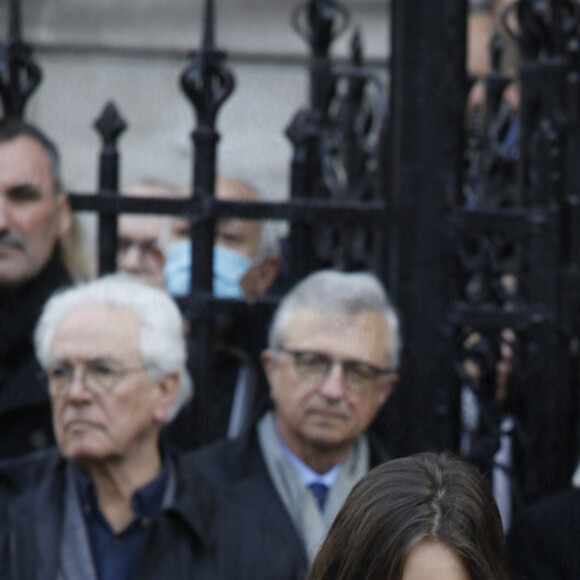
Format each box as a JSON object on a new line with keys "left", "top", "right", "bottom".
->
{"left": 276, "top": 347, "right": 395, "bottom": 394}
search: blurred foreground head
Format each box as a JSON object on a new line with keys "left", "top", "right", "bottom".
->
{"left": 307, "top": 451, "right": 509, "bottom": 580}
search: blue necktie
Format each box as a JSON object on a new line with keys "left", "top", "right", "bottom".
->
{"left": 309, "top": 482, "right": 328, "bottom": 510}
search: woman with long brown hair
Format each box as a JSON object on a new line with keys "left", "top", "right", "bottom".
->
{"left": 307, "top": 451, "right": 509, "bottom": 580}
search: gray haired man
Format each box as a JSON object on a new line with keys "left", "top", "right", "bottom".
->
{"left": 194, "top": 269, "right": 401, "bottom": 578}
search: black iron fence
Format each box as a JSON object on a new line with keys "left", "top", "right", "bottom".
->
{"left": 2, "top": 0, "right": 580, "bottom": 515}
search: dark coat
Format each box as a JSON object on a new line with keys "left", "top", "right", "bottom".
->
{"left": 506, "top": 486, "right": 580, "bottom": 580}
{"left": 192, "top": 422, "right": 392, "bottom": 580}
{"left": 165, "top": 304, "right": 272, "bottom": 451}
{"left": 0, "top": 252, "right": 71, "bottom": 459}
{"left": 143, "top": 484, "right": 308, "bottom": 580}
{"left": 0, "top": 446, "right": 304, "bottom": 580}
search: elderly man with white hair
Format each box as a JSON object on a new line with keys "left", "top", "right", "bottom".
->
{"left": 0, "top": 273, "right": 292, "bottom": 580}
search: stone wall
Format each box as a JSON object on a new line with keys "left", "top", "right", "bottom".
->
{"left": 2, "top": 0, "right": 389, "bottom": 197}
{"left": 1, "top": 0, "right": 389, "bottom": 276}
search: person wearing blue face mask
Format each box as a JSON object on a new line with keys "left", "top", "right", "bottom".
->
{"left": 163, "top": 176, "right": 283, "bottom": 451}
{"left": 164, "top": 176, "right": 280, "bottom": 300}
{"left": 165, "top": 241, "right": 253, "bottom": 299}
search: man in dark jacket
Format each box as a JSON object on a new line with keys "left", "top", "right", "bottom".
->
{"left": 1, "top": 446, "right": 303, "bottom": 580}
{"left": 0, "top": 273, "right": 309, "bottom": 580}
{"left": 0, "top": 275, "right": 192, "bottom": 580}
{"left": 506, "top": 486, "right": 580, "bottom": 580}
{"left": 0, "top": 118, "right": 72, "bottom": 458}
{"left": 193, "top": 269, "right": 401, "bottom": 577}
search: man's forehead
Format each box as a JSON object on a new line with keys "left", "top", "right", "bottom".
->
{"left": 281, "top": 307, "right": 388, "bottom": 357}
{"left": 0, "top": 135, "right": 54, "bottom": 192}
{"left": 119, "top": 183, "right": 172, "bottom": 239}
{"left": 217, "top": 216, "right": 256, "bottom": 237}
{"left": 0, "top": 134, "right": 52, "bottom": 163}
{"left": 216, "top": 177, "right": 257, "bottom": 202}
{"left": 285, "top": 308, "right": 384, "bottom": 338}
{"left": 118, "top": 213, "right": 165, "bottom": 240}
{"left": 50, "top": 304, "right": 142, "bottom": 360}
{"left": 57, "top": 302, "right": 140, "bottom": 328}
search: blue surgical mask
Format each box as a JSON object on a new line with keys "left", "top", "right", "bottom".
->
{"left": 164, "top": 239, "right": 252, "bottom": 298}
{"left": 164, "top": 240, "right": 191, "bottom": 297}
{"left": 213, "top": 244, "right": 253, "bottom": 298}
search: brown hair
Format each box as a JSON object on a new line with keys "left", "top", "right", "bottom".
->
{"left": 306, "top": 451, "right": 509, "bottom": 580}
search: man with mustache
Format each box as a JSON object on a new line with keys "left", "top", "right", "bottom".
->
{"left": 0, "top": 118, "right": 72, "bottom": 458}
{"left": 194, "top": 269, "right": 401, "bottom": 578}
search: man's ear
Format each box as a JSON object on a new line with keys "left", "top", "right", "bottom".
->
{"left": 261, "top": 349, "right": 274, "bottom": 375}
{"left": 378, "top": 373, "right": 399, "bottom": 407}
{"left": 261, "top": 349, "right": 278, "bottom": 395}
{"left": 241, "top": 255, "right": 281, "bottom": 297}
{"left": 56, "top": 194, "right": 73, "bottom": 239}
{"left": 255, "top": 255, "right": 280, "bottom": 294}
{"left": 153, "top": 372, "right": 180, "bottom": 423}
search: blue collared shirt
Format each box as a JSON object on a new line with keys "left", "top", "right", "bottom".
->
{"left": 278, "top": 430, "right": 342, "bottom": 489}
{"left": 72, "top": 459, "right": 169, "bottom": 580}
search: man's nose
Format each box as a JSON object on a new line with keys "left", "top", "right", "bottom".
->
{"left": 65, "top": 368, "right": 93, "bottom": 401}
{"left": 318, "top": 362, "right": 347, "bottom": 400}
{"left": 118, "top": 243, "right": 144, "bottom": 274}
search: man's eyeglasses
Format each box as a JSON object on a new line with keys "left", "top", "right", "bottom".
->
{"left": 275, "top": 347, "right": 396, "bottom": 394}
{"left": 45, "top": 360, "right": 149, "bottom": 397}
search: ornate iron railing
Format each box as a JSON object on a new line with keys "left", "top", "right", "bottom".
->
{"left": 3, "top": 0, "right": 580, "bottom": 513}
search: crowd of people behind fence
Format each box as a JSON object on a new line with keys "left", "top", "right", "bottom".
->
{"left": 0, "top": 113, "right": 578, "bottom": 579}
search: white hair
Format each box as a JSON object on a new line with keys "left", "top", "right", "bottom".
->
{"left": 246, "top": 179, "right": 282, "bottom": 261}
{"left": 221, "top": 175, "right": 283, "bottom": 262}
{"left": 34, "top": 273, "right": 192, "bottom": 422}
{"left": 268, "top": 269, "right": 402, "bottom": 368}
{"left": 256, "top": 218, "right": 284, "bottom": 263}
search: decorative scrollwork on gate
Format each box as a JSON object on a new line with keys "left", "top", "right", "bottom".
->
{"left": 448, "top": 212, "right": 528, "bottom": 520}
{"left": 457, "top": 0, "right": 580, "bottom": 510}
{"left": 287, "top": 0, "right": 389, "bottom": 274}
{"left": 464, "top": 25, "right": 519, "bottom": 209}
{"left": 0, "top": 0, "right": 41, "bottom": 119}
{"left": 452, "top": 226, "right": 524, "bottom": 308}
{"left": 321, "top": 31, "right": 387, "bottom": 203}
{"left": 502, "top": 0, "right": 579, "bottom": 60}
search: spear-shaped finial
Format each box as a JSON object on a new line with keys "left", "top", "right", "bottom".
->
{"left": 0, "top": 0, "right": 42, "bottom": 119}
{"left": 291, "top": 0, "right": 350, "bottom": 54}
{"left": 181, "top": 0, "right": 234, "bottom": 130}
{"left": 202, "top": 0, "right": 215, "bottom": 51}
{"left": 351, "top": 27, "right": 363, "bottom": 66}
{"left": 9, "top": 0, "right": 22, "bottom": 39}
